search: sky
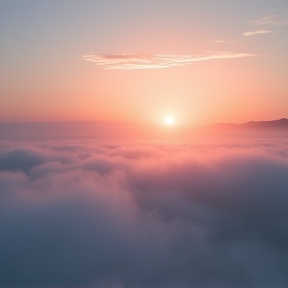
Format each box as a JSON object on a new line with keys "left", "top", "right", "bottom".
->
{"left": 1, "top": 0, "right": 288, "bottom": 126}
{"left": 1, "top": 2, "right": 288, "bottom": 287}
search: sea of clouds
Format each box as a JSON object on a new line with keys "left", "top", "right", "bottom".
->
{"left": 1, "top": 137, "right": 288, "bottom": 288}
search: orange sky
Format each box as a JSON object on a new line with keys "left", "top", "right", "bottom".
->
{"left": 1, "top": 1, "right": 288, "bottom": 126}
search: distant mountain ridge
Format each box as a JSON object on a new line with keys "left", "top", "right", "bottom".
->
{"left": 1, "top": 118, "right": 288, "bottom": 140}
{"left": 213, "top": 118, "right": 288, "bottom": 130}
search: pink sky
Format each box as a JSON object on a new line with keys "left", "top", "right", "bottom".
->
{"left": 1, "top": 1, "right": 288, "bottom": 126}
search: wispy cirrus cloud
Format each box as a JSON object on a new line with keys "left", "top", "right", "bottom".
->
{"left": 251, "top": 14, "right": 288, "bottom": 28}
{"left": 243, "top": 29, "right": 272, "bottom": 37}
{"left": 211, "top": 40, "right": 226, "bottom": 43}
{"left": 243, "top": 14, "right": 288, "bottom": 37}
{"left": 82, "top": 52, "right": 255, "bottom": 70}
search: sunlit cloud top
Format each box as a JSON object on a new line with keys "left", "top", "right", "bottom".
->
{"left": 82, "top": 52, "right": 255, "bottom": 70}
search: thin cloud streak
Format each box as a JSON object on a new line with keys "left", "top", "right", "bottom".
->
{"left": 243, "top": 29, "right": 272, "bottom": 36}
{"left": 82, "top": 52, "right": 255, "bottom": 70}
{"left": 251, "top": 15, "right": 288, "bottom": 28}
{"left": 243, "top": 14, "right": 288, "bottom": 37}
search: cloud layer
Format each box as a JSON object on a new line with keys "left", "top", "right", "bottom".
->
{"left": 82, "top": 52, "right": 254, "bottom": 70}
{"left": 1, "top": 139, "right": 288, "bottom": 287}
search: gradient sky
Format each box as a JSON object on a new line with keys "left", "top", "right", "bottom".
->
{"left": 1, "top": 0, "right": 288, "bottom": 126}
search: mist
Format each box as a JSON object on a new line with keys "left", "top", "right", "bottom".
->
{"left": 1, "top": 135, "right": 288, "bottom": 287}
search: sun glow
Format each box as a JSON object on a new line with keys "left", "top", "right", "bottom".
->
{"left": 165, "top": 117, "right": 174, "bottom": 125}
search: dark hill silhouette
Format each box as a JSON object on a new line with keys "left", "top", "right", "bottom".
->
{"left": 1, "top": 118, "right": 288, "bottom": 140}
{"left": 203, "top": 118, "right": 288, "bottom": 137}
{"left": 242, "top": 118, "right": 288, "bottom": 129}
{"left": 213, "top": 118, "right": 288, "bottom": 130}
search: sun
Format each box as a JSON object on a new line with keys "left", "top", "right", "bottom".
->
{"left": 165, "top": 116, "right": 174, "bottom": 125}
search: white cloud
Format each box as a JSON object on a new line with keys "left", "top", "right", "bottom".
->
{"left": 82, "top": 52, "right": 255, "bottom": 70}
{"left": 243, "top": 29, "right": 272, "bottom": 36}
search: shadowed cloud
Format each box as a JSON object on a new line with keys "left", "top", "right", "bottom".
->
{"left": 0, "top": 139, "right": 288, "bottom": 287}
{"left": 82, "top": 52, "right": 255, "bottom": 70}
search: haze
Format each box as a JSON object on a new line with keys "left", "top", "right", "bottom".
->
{"left": 1, "top": 1, "right": 288, "bottom": 288}
{"left": 1, "top": 0, "right": 288, "bottom": 126}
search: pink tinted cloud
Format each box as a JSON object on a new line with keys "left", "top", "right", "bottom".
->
{"left": 1, "top": 140, "right": 288, "bottom": 287}
{"left": 82, "top": 52, "right": 255, "bottom": 70}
